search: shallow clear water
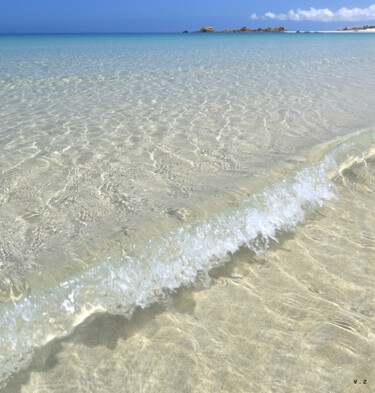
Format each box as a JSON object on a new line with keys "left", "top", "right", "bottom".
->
{"left": 0, "top": 33, "right": 375, "bottom": 391}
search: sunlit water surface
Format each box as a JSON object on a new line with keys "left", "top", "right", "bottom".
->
{"left": 0, "top": 33, "right": 375, "bottom": 392}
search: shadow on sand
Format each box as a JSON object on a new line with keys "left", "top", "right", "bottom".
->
{"left": 2, "top": 229, "right": 297, "bottom": 393}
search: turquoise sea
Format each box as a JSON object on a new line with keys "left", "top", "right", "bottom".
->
{"left": 1, "top": 33, "right": 375, "bottom": 392}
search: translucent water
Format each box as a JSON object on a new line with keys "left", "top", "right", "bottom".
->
{"left": 1, "top": 33, "right": 375, "bottom": 390}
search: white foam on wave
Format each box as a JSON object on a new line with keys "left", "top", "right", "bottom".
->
{"left": 0, "top": 153, "right": 350, "bottom": 386}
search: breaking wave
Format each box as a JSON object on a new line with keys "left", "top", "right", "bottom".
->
{"left": 0, "top": 128, "right": 374, "bottom": 387}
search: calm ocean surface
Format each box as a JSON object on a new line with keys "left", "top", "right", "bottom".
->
{"left": 1, "top": 33, "right": 375, "bottom": 392}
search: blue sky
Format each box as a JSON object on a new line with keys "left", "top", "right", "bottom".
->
{"left": 1, "top": 0, "right": 375, "bottom": 33}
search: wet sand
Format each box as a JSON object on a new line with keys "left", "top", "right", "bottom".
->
{"left": 3, "top": 155, "right": 375, "bottom": 393}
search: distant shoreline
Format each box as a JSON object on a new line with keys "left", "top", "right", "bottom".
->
{"left": 189, "top": 26, "right": 375, "bottom": 34}
{"left": 192, "top": 26, "right": 286, "bottom": 33}
{"left": 286, "top": 28, "right": 375, "bottom": 33}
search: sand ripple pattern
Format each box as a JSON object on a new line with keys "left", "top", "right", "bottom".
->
{"left": 1, "top": 34, "right": 375, "bottom": 389}
{"left": 1, "top": 34, "right": 375, "bottom": 297}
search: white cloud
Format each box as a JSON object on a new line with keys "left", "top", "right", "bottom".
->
{"left": 251, "top": 5, "right": 375, "bottom": 22}
{"left": 264, "top": 12, "right": 276, "bottom": 19}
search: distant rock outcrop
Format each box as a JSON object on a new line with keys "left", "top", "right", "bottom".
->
{"left": 268, "top": 26, "right": 285, "bottom": 32}
{"left": 338, "top": 24, "right": 375, "bottom": 31}
{"left": 194, "top": 26, "right": 286, "bottom": 33}
{"left": 197, "top": 26, "right": 215, "bottom": 33}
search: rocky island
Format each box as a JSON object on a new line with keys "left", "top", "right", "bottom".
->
{"left": 194, "top": 26, "right": 286, "bottom": 33}
{"left": 338, "top": 24, "right": 375, "bottom": 31}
